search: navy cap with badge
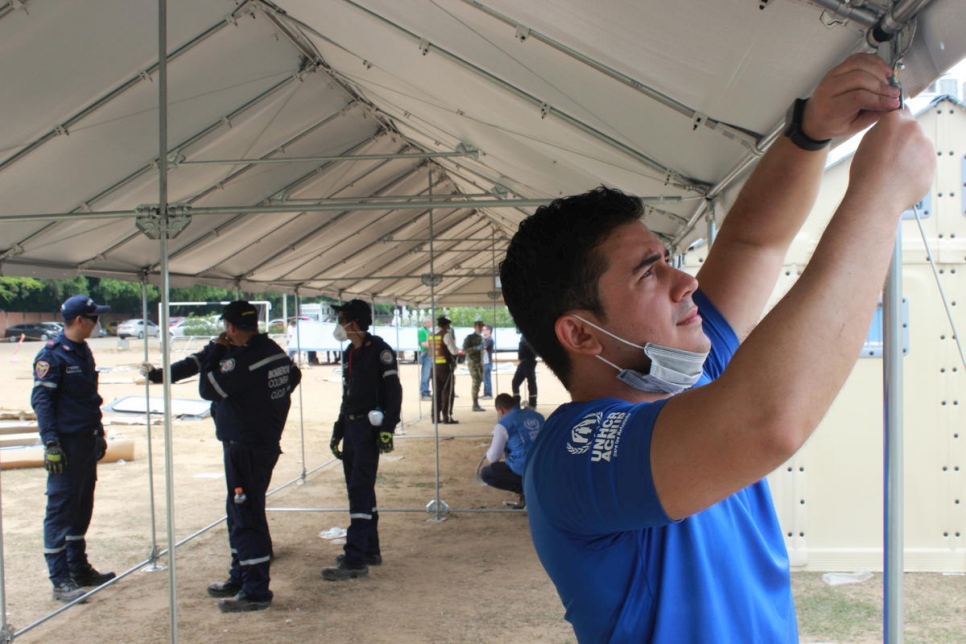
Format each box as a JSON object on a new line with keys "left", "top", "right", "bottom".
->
{"left": 221, "top": 300, "right": 259, "bottom": 330}
{"left": 333, "top": 299, "right": 372, "bottom": 328}
{"left": 61, "top": 294, "right": 110, "bottom": 320}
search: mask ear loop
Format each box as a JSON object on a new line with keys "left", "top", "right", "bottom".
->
{"left": 593, "top": 353, "right": 625, "bottom": 373}
{"left": 571, "top": 314, "right": 645, "bottom": 350}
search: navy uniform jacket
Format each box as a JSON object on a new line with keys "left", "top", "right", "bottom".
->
{"left": 339, "top": 333, "right": 402, "bottom": 432}
{"left": 197, "top": 334, "right": 302, "bottom": 448}
{"left": 31, "top": 333, "right": 104, "bottom": 445}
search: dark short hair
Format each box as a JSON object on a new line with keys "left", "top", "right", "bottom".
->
{"left": 494, "top": 393, "right": 517, "bottom": 411}
{"left": 473, "top": 320, "right": 484, "bottom": 328}
{"left": 334, "top": 299, "right": 372, "bottom": 331}
{"left": 500, "top": 186, "right": 644, "bottom": 389}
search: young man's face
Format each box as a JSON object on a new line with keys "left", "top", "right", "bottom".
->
{"left": 483, "top": 327, "right": 491, "bottom": 338}
{"left": 591, "top": 220, "right": 709, "bottom": 362}
{"left": 71, "top": 315, "right": 98, "bottom": 340}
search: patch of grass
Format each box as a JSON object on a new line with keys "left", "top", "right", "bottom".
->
{"left": 795, "top": 583, "right": 879, "bottom": 642}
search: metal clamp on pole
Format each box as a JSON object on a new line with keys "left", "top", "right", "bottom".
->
{"left": 134, "top": 203, "right": 192, "bottom": 239}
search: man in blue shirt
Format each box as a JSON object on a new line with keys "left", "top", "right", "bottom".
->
{"left": 498, "top": 54, "right": 935, "bottom": 642}
{"left": 480, "top": 393, "right": 545, "bottom": 508}
{"left": 31, "top": 294, "right": 116, "bottom": 603}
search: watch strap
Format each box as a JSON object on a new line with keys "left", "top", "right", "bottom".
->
{"left": 784, "top": 98, "right": 832, "bottom": 151}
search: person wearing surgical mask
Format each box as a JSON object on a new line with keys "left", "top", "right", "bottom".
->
{"left": 325, "top": 299, "right": 402, "bottom": 582}
{"left": 497, "top": 53, "right": 934, "bottom": 643}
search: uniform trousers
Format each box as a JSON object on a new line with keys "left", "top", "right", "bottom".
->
{"left": 433, "top": 361, "right": 454, "bottom": 421}
{"left": 223, "top": 441, "right": 279, "bottom": 602}
{"left": 44, "top": 431, "right": 97, "bottom": 583}
{"left": 467, "top": 359, "right": 483, "bottom": 404}
{"left": 342, "top": 418, "right": 381, "bottom": 566}
{"left": 512, "top": 360, "right": 538, "bottom": 405}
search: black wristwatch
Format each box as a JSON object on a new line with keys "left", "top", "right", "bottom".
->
{"left": 784, "top": 98, "right": 832, "bottom": 151}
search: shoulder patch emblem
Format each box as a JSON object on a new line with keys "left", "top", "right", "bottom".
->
{"left": 220, "top": 358, "right": 236, "bottom": 373}
{"left": 380, "top": 349, "right": 394, "bottom": 365}
{"left": 35, "top": 360, "right": 50, "bottom": 379}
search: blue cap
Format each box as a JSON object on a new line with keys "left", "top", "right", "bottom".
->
{"left": 61, "top": 294, "right": 110, "bottom": 320}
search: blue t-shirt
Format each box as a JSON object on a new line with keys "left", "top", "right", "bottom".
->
{"left": 524, "top": 290, "right": 797, "bottom": 643}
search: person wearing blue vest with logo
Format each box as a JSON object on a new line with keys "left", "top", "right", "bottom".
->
{"left": 326, "top": 299, "right": 402, "bottom": 581}
{"left": 145, "top": 301, "right": 301, "bottom": 613}
{"left": 480, "top": 393, "right": 544, "bottom": 508}
{"left": 31, "top": 294, "right": 116, "bottom": 604}
{"left": 498, "top": 54, "right": 934, "bottom": 643}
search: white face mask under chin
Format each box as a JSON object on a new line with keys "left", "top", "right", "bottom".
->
{"left": 573, "top": 315, "right": 709, "bottom": 395}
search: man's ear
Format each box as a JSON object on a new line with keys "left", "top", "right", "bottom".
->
{"left": 555, "top": 314, "right": 602, "bottom": 356}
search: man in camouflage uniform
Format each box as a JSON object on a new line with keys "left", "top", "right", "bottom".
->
{"left": 463, "top": 320, "right": 486, "bottom": 412}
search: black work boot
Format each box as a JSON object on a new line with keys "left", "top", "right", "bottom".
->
{"left": 207, "top": 579, "right": 242, "bottom": 598}
{"left": 217, "top": 592, "right": 271, "bottom": 613}
{"left": 336, "top": 553, "right": 382, "bottom": 566}
{"left": 322, "top": 559, "right": 369, "bottom": 581}
{"left": 512, "top": 394, "right": 521, "bottom": 408}
{"left": 528, "top": 397, "right": 537, "bottom": 409}
{"left": 472, "top": 401, "right": 485, "bottom": 411}
{"left": 52, "top": 580, "right": 87, "bottom": 603}
{"left": 71, "top": 565, "right": 116, "bottom": 587}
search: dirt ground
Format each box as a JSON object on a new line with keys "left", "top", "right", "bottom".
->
{"left": 0, "top": 335, "right": 962, "bottom": 644}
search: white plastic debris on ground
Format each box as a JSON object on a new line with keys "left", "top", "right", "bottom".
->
{"left": 821, "top": 569, "right": 873, "bottom": 586}
{"left": 319, "top": 526, "right": 347, "bottom": 539}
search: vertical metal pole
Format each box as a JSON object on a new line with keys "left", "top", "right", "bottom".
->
{"left": 705, "top": 200, "right": 717, "bottom": 247}
{"left": 883, "top": 231, "right": 904, "bottom": 644}
{"left": 141, "top": 278, "right": 162, "bottom": 566}
{"left": 490, "top": 227, "right": 499, "bottom": 397}
{"left": 157, "top": 1, "right": 179, "bottom": 640}
{"left": 428, "top": 166, "right": 443, "bottom": 521}
{"left": 294, "top": 289, "right": 306, "bottom": 481}
{"left": 0, "top": 456, "right": 10, "bottom": 642}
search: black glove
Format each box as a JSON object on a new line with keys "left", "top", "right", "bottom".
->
{"left": 96, "top": 435, "right": 108, "bottom": 461}
{"left": 44, "top": 441, "right": 66, "bottom": 474}
{"left": 330, "top": 419, "right": 345, "bottom": 460}
{"left": 377, "top": 431, "right": 394, "bottom": 454}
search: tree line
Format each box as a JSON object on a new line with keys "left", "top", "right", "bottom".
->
{"left": 0, "top": 276, "right": 516, "bottom": 327}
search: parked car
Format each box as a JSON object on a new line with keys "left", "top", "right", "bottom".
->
{"left": 170, "top": 315, "right": 221, "bottom": 338}
{"left": 116, "top": 318, "right": 161, "bottom": 339}
{"left": 4, "top": 322, "right": 63, "bottom": 342}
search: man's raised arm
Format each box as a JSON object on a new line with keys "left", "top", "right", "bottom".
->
{"left": 697, "top": 53, "right": 901, "bottom": 339}
{"left": 654, "top": 107, "right": 935, "bottom": 521}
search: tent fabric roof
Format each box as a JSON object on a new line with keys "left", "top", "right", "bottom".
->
{"left": 1, "top": 0, "right": 964, "bottom": 306}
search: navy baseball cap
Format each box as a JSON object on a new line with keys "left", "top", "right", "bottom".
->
{"left": 333, "top": 299, "right": 372, "bottom": 326}
{"left": 61, "top": 295, "right": 110, "bottom": 320}
{"left": 221, "top": 300, "right": 259, "bottom": 329}
{"left": 437, "top": 315, "right": 451, "bottom": 326}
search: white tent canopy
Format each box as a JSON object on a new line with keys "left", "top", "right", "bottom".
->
{"left": 1, "top": 0, "right": 964, "bottom": 308}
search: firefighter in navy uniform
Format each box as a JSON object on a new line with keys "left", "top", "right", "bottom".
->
{"left": 325, "top": 299, "right": 402, "bottom": 581}
{"left": 144, "top": 301, "right": 301, "bottom": 612}
{"left": 31, "top": 294, "right": 116, "bottom": 603}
